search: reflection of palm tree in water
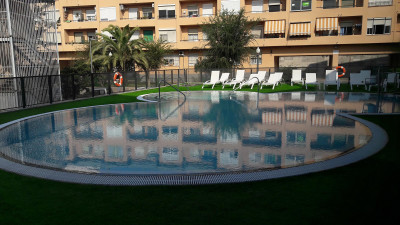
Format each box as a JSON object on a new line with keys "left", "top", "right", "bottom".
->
{"left": 203, "top": 99, "right": 255, "bottom": 139}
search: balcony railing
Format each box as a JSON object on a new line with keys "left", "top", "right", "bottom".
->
{"left": 180, "top": 13, "right": 216, "bottom": 18}
{"left": 120, "top": 16, "right": 155, "bottom": 20}
{"left": 244, "top": 7, "right": 287, "bottom": 14}
{"left": 64, "top": 18, "right": 97, "bottom": 23}
{"left": 368, "top": 0, "right": 392, "bottom": 7}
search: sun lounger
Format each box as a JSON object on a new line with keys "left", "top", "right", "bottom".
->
{"left": 305, "top": 73, "right": 318, "bottom": 89}
{"left": 291, "top": 70, "right": 303, "bottom": 86}
{"left": 324, "top": 70, "right": 339, "bottom": 90}
{"left": 260, "top": 72, "right": 283, "bottom": 90}
{"left": 239, "top": 71, "right": 266, "bottom": 89}
{"left": 223, "top": 70, "right": 245, "bottom": 89}
{"left": 202, "top": 70, "right": 220, "bottom": 89}
{"left": 350, "top": 70, "right": 371, "bottom": 90}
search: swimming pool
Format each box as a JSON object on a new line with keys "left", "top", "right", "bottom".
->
{"left": 0, "top": 91, "right": 393, "bottom": 185}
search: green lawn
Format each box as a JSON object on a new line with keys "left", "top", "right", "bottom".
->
{"left": 0, "top": 86, "right": 399, "bottom": 225}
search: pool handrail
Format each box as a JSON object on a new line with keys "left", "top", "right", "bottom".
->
{"left": 158, "top": 79, "right": 186, "bottom": 101}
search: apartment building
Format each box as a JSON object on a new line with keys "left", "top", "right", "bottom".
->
{"left": 54, "top": 0, "right": 400, "bottom": 70}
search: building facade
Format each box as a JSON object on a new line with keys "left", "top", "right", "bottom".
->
{"left": 0, "top": 0, "right": 61, "bottom": 109}
{"left": 55, "top": 0, "right": 400, "bottom": 70}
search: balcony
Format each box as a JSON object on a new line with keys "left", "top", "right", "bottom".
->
{"left": 368, "top": 0, "right": 392, "bottom": 7}
{"left": 316, "top": 0, "right": 364, "bottom": 9}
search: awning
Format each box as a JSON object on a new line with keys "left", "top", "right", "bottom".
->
{"left": 286, "top": 110, "right": 307, "bottom": 123}
{"left": 311, "top": 114, "right": 334, "bottom": 127}
{"left": 316, "top": 17, "right": 338, "bottom": 31}
{"left": 265, "top": 20, "right": 286, "bottom": 34}
{"left": 289, "top": 22, "right": 311, "bottom": 36}
{"left": 262, "top": 111, "right": 282, "bottom": 125}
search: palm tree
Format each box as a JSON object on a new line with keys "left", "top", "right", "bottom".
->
{"left": 92, "top": 24, "right": 147, "bottom": 72}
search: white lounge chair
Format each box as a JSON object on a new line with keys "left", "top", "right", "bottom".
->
{"left": 261, "top": 72, "right": 283, "bottom": 90}
{"left": 291, "top": 70, "right": 303, "bottom": 86}
{"left": 349, "top": 70, "right": 371, "bottom": 90}
{"left": 219, "top": 72, "right": 230, "bottom": 85}
{"left": 324, "top": 70, "right": 339, "bottom": 90}
{"left": 385, "top": 73, "right": 399, "bottom": 89}
{"left": 305, "top": 73, "right": 318, "bottom": 89}
{"left": 240, "top": 71, "right": 266, "bottom": 89}
{"left": 202, "top": 70, "right": 220, "bottom": 89}
{"left": 223, "top": 70, "right": 245, "bottom": 89}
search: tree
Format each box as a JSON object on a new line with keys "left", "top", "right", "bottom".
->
{"left": 92, "top": 25, "right": 147, "bottom": 72}
{"left": 195, "top": 9, "right": 258, "bottom": 71}
{"left": 137, "top": 39, "right": 171, "bottom": 87}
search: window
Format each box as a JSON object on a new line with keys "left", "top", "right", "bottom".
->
{"left": 202, "top": 32, "right": 208, "bottom": 40}
{"left": 341, "top": 0, "right": 355, "bottom": 7}
{"left": 130, "top": 30, "right": 140, "bottom": 40}
{"left": 163, "top": 55, "right": 179, "bottom": 66}
{"left": 159, "top": 29, "right": 176, "bottom": 42}
{"left": 158, "top": 4, "right": 175, "bottom": 19}
{"left": 188, "top": 29, "right": 198, "bottom": 41}
{"left": 87, "top": 31, "right": 96, "bottom": 40}
{"left": 142, "top": 8, "right": 153, "bottom": 19}
{"left": 251, "top": 0, "right": 263, "bottom": 13}
{"left": 188, "top": 54, "right": 198, "bottom": 66}
{"left": 187, "top": 5, "right": 198, "bottom": 17}
{"left": 291, "top": 0, "right": 311, "bottom": 11}
{"left": 250, "top": 54, "right": 262, "bottom": 65}
{"left": 72, "top": 10, "right": 83, "bottom": 22}
{"left": 367, "top": 18, "right": 391, "bottom": 35}
{"left": 74, "top": 32, "right": 84, "bottom": 43}
{"left": 202, "top": 3, "right": 213, "bottom": 16}
{"left": 323, "top": 0, "right": 338, "bottom": 8}
{"left": 221, "top": 0, "right": 241, "bottom": 12}
{"left": 339, "top": 22, "right": 353, "bottom": 35}
{"left": 368, "top": 0, "right": 393, "bottom": 7}
{"left": 100, "top": 7, "right": 116, "bottom": 21}
{"left": 86, "top": 9, "right": 96, "bottom": 21}
{"left": 269, "top": 0, "right": 281, "bottom": 12}
{"left": 251, "top": 25, "right": 263, "bottom": 38}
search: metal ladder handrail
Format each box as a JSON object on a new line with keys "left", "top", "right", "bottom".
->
{"left": 158, "top": 79, "right": 186, "bottom": 101}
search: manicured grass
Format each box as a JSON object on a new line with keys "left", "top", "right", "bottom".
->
{"left": 0, "top": 87, "right": 399, "bottom": 225}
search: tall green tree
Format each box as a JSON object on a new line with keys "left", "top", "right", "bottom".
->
{"left": 137, "top": 39, "right": 171, "bottom": 87}
{"left": 195, "top": 9, "right": 258, "bottom": 71}
{"left": 92, "top": 25, "right": 147, "bottom": 72}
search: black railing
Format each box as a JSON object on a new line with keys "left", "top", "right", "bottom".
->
{"left": 1, "top": 66, "right": 398, "bottom": 111}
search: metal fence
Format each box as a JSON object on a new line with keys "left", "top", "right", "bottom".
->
{"left": 1, "top": 66, "right": 399, "bottom": 112}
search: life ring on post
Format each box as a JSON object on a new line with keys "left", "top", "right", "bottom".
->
{"left": 113, "top": 72, "right": 123, "bottom": 87}
{"left": 336, "top": 66, "right": 346, "bottom": 78}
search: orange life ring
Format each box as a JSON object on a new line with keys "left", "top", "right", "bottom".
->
{"left": 113, "top": 72, "right": 123, "bottom": 87}
{"left": 336, "top": 66, "right": 346, "bottom": 78}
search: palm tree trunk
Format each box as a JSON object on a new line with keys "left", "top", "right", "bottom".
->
{"left": 146, "top": 70, "right": 150, "bottom": 88}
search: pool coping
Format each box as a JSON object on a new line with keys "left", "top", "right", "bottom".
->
{"left": 0, "top": 93, "right": 390, "bottom": 186}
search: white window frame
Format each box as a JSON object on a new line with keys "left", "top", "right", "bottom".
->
{"left": 250, "top": 54, "right": 262, "bottom": 65}
{"left": 251, "top": 0, "right": 264, "bottom": 13}
{"left": 188, "top": 28, "right": 199, "bottom": 41}
{"left": 158, "top": 4, "right": 176, "bottom": 19}
{"left": 86, "top": 9, "right": 96, "bottom": 21}
{"left": 202, "top": 3, "right": 213, "bottom": 17}
{"left": 367, "top": 18, "right": 391, "bottom": 35}
{"left": 368, "top": 0, "right": 393, "bottom": 7}
{"left": 142, "top": 7, "right": 153, "bottom": 19}
{"left": 100, "top": 7, "right": 116, "bottom": 21}
{"left": 187, "top": 5, "right": 199, "bottom": 17}
{"left": 163, "top": 55, "right": 179, "bottom": 66}
{"left": 159, "top": 29, "right": 176, "bottom": 43}
{"left": 188, "top": 54, "right": 199, "bottom": 66}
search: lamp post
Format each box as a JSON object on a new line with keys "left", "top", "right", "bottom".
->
{"left": 89, "top": 38, "right": 93, "bottom": 73}
{"left": 108, "top": 52, "right": 113, "bottom": 72}
{"left": 256, "top": 47, "right": 260, "bottom": 73}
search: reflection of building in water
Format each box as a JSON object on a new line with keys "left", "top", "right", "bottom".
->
{"left": 5, "top": 92, "right": 397, "bottom": 173}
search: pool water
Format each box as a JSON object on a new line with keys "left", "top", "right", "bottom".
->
{"left": 0, "top": 91, "right": 395, "bottom": 175}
